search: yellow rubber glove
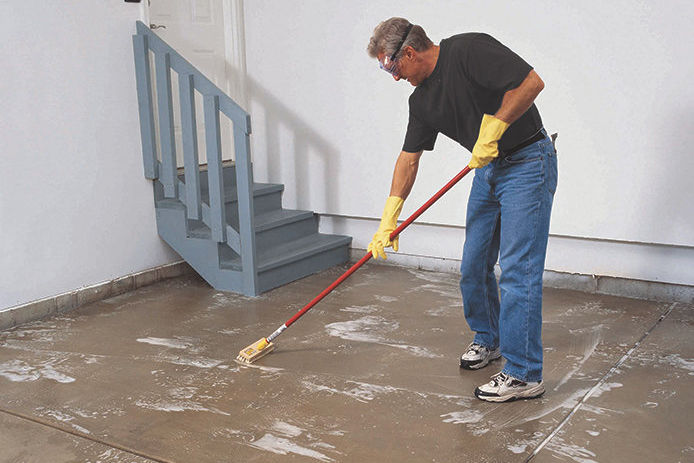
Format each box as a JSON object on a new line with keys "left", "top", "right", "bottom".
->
{"left": 468, "top": 114, "right": 510, "bottom": 169}
{"left": 368, "top": 196, "right": 404, "bottom": 260}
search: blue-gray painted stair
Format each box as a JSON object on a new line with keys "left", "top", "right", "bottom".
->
{"left": 133, "top": 22, "right": 351, "bottom": 296}
{"left": 153, "top": 166, "right": 351, "bottom": 295}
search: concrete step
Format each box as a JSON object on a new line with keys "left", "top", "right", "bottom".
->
{"left": 195, "top": 182, "right": 284, "bottom": 215}
{"left": 221, "top": 183, "right": 284, "bottom": 218}
{"left": 189, "top": 208, "right": 318, "bottom": 251}
{"left": 220, "top": 233, "right": 351, "bottom": 272}
{"left": 244, "top": 209, "right": 318, "bottom": 250}
{"left": 182, "top": 218, "right": 350, "bottom": 294}
{"left": 178, "top": 163, "right": 237, "bottom": 191}
{"left": 255, "top": 238, "right": 351, "bottom": 293}
{"left": 221, "top": 232, "right": 352, "bottom": 293}
{"left": 176, "top": 164, "right": 283, "bottom": 216}
{"left": 167, "top": 180, "right": 285, "bottom": 217}
{"left": 154, "top": 173, "right": 351, "bottom": 296}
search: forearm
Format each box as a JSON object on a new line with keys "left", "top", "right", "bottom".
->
{"left": 389, "top": 150, "right": 422, "bottom": 199}
{"left": 494, "top": 70, "right": 544, "bottom": 124}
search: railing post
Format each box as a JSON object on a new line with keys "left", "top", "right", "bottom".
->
{"left": 178, "top": 73, "right": 202, "bottom": 220}
{"left": 234, "top": 117, "right": 258, "bottom": 295}
{"left": 132, "top": 34, "right": 157, "bottom": 179}
{"left": 203, "top": 94, "right": 227, "bottom": 243}
{"left": 155, "top": 52, "right": 177, "bottom": 198}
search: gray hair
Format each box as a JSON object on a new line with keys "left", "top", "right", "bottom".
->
{"left": 367, "top": 17, "right": 433, "bottom": 59}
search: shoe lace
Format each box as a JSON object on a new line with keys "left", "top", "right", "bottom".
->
{"left": 467, "top": 343, "right": 482, "bottom": 354}
{"left": 490, "top": 371, "right": 509, "bottom": 387}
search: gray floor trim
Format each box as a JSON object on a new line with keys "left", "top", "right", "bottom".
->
{"left": 543, "top": 270, "right": 694, "bottom": 304}
{"left": 0, "top": 261, "right": 193, "bottom": 331}
{"left": 351, "top": 249, "right": 694, "bottom": 304}
{"left": 3, "top": 247, "right": 689, "bottom": 333}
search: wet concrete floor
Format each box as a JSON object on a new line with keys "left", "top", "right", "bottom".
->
{"left": 0, "top": 264, "right": 692, "bottom": 462}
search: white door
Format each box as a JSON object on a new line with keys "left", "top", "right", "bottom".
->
{"left": 148, "top": 0, "right": 245, "bottom": 166}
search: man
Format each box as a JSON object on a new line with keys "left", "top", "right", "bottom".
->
{"left": 367, "top": 18, "right": 557, "bottom": 402}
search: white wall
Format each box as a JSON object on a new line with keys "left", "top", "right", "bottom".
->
{"left": 0, "top": 2, "right": 179, "bottom": 311}
{"left": 1, "top": 1, "right": 690, "bottom": 313}
{"left": 244, "top": 1, "right": 694, "bottom": 286}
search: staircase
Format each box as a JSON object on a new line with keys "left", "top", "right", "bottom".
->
{"left": 132, "top": 21, "right": 351, "bottom": 296}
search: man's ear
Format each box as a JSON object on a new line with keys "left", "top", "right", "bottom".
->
{"left": 403, "top": 46, "right": 416, "bottom": 60}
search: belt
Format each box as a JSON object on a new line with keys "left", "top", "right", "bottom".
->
{"left": 501, "top": 130, "right": 545, "bottom": 157}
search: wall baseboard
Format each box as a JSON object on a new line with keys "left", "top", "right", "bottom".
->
{"left": 542, "top": 270, "right": 694, "bottom": 304}
{"left": 3, "top": 249, "right": 690, "bottom": 333}
{"left": 0, "top": 261, "right": 193, "bottom": 331}
{"left": 350, "top": 249, "right": 694, "bottom": 304}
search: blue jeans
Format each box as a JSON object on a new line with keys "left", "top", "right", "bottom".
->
{"left": 460, "top": 132, "right": 557, "bottom": 382}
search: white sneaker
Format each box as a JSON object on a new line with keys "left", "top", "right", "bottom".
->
{"left": 475, "top": 371, "right": 545, "bottom": 402}
{"left": 459, "top": 343, "right": 501, "bottom": 370}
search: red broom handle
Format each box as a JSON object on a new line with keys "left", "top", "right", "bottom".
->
{"left": 281, "top": 166, "right": 473, "bottom": 330}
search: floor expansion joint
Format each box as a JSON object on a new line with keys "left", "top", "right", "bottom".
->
{"left": 0, "top": 407, "right": 174, "bottom": 463}
{"left": 524, "top": 302, "right": 678, "bottom": 462}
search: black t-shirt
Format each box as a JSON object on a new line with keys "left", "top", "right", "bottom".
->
{"left": 402, "top": 33, "right": 543, "bottom": 153}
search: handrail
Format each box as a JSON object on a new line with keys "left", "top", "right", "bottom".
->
{"left": 132, "top": 21, "right": 258, "bottom": 295}
{"left": 134, "top": 22, "right": 250, "bottom": 131}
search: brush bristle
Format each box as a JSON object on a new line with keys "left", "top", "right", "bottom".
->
{"left": 236, "top": 338, "right": 275, "bottom": 364}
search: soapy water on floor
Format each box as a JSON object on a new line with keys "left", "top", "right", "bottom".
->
{"left": 134, "top": 336, "right": 233, "bottom": 370}
{"left": 408, "top": 283, "right": 461, "bottom": 302}
{"left": 134, "top": 383, "right": 233, "bottom": 416}
{"left": 248, "top": 434, "right": 334, "bottom": 462}
{"left": 440, "top": 409, "right": 485, "bottom": 425}
{"left": 297, "top": 373, "right": 512, "bottom": 442}
{"left": 237, "top": 419, "right": 344, "bottom": 462}
{"left": 590, "top": 382, "right": 623, "bottom": 398}
{"left": 134, "top": 398, "right": 231, "bottom": 416}
{"left": 0, "top": 358, "right": 75, "bottom": 383}
{"left": 504, "top": 431, "right": 546, "bottom": 456}
{"left": 405, "top": 269, "right": 462, "bottom": 302}
{"left": 626, "top": 349, "right": 694, "bottom": 382}
{"left": 339, "top": 305, "right": 379, "bottom": 314}
{"left": 301, "top": 379, "right": 401, "bottom": 403}
{"left": 136, "top": 337, "right": 192, "bottom": 349}
{"left": 32, "top": 407, "right": 92, "bottom": 434}
{"left": 153, "top": 354, "right": 224, "bottom": 369}
{"left": 545, "top": 436, "right": 599, "bottom": 463}
{"left": 438, "top": 393, "right": 593, "bottom": 438}
{"left": 1, "top": 272, "right": 689, "bottom": 462}
{"left": 236, "top": 363, "right": 285, "bottom": 376}
{"left": 553, "top": 324, "right": 604, "bottom": 391}
{"left": 324, "top": 316, "right": 441, "bottom": 358}
{"left": 325, "top": 315, "right": 398, "bottom": 343}
{"left": 663, "top": 353, "right": 694, "bottom": 374}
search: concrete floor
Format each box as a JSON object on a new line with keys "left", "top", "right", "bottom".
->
{"left": 1, "top": 264, "right": 692, "bottom": 463}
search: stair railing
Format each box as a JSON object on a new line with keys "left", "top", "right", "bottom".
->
{"left": 132, "top": 21, "right": 258, "bottom": 295}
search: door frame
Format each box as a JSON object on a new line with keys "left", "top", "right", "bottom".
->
{"left": 142, "top": 0, "right": 249, "bottom": 168}
{"left": 141, "top": 0, "right": 247, "bottom": 108}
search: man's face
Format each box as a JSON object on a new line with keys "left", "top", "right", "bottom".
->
{"left": 378, "top": 48, "right": 423, "bottom": 87}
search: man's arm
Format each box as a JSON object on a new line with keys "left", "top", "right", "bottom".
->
{"left": 389, "top": 150, "right": 423, "bottom": 199}
{"left": 468, "top": 70, "right": 545, "bottom": 169}
{"left": 367, "top": 149, "right": 423, "bottom": 259}
{"left": 494, "top": 70, "right": 544, "bottom": 124}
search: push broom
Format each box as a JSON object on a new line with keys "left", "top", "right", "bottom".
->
{"left": 236, "top": 165, "right": 473, "bottom": 364}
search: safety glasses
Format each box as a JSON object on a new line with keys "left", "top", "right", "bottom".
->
{"left": 379, "top": 24, "right": 413, "bottom": 77}
{"left": 379, "top": 55, "right": 399, "bottom": 76}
